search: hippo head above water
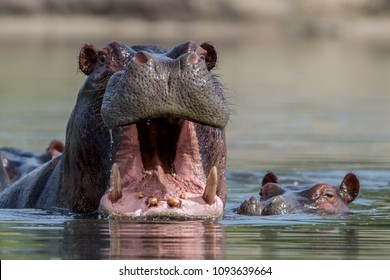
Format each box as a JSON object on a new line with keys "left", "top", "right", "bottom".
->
{"left": 95, "top": 41, "right": 229, "bottom": 219}
{"left": 236, "top": 172, "right": 360, "bottom": 216}
{"left": 0, "top": 40, "right": 229, "bottom": 220}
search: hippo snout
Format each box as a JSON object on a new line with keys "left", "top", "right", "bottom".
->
{"left": 262, "top": 196, "right": 293, "bottom": 216}
{"left": 101, "top": 41, "right": 229, "bottom": 130}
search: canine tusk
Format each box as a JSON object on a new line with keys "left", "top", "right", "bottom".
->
{"left": 109, "top": 163, "right": 122, "bottom": 203}
{"left": 203, "top": 166, "right": 218, "bottom": 205}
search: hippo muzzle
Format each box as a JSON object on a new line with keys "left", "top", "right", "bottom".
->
{"left": 99, "top": 41, "right": 229, "bottom": 219}
{"left": 101, "top": 42, "right": 229, "bottom": 129}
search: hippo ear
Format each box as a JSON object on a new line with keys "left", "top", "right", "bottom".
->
{"left": 200, "top": 42, "right": 217, "bottom": 70}
{"left": 46, "top": 140, "right": 64, "bottom": 159}
{"left": 260, "top": 172, "right": 281, "bottom": 198}
{"left": 78, "top": 44, "right": 98, "bottom": 75}
{"left": 338, "top": 173, "right": 360, "bottom": 204}
{"left": 262, "top": 172, "right": 278, "bottom": 186}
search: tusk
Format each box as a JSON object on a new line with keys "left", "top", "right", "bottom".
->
{"left": 109, "top": 163, "right": 122, "bottom": 203}
{"left": 203, "top": 166, "right": 218, "bottom": 205}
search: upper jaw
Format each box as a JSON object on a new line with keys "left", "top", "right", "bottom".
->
{"left": 99, "top": 119, "right": 224, "bottom": 220}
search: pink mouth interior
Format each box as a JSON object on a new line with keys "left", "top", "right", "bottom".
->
{"left": 99, "top": 119, "right": 223, "bottom": 219}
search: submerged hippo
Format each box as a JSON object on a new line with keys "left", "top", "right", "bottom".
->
{"left": 0, "top": 140, "right": 63, "bottom": 190}
{"left": 0, "top": 40, "right": 229, "bottom": 220}
{"left": 236, "top": 172, "right": 360, "bottom": 216}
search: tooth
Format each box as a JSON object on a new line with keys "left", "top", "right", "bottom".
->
{"left": 109, "top": 163, "right": 122, "bottom": 203}
{"left": 147, "top": 197, "right": 158, "bottom": 207}
{"left": 167, "top": 197, "right": 181, "bottom": 207}
{"left": 203, "top": 166, "right": 218, "bottom": 205}
{"left": 179, "top": 193, "right": 188, "bottom": 199}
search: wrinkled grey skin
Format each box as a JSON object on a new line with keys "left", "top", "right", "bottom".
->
{"left": 101, "top": 42, "right": 229, "bottom": 129}
{"left": 236, "top": 172, "right": 360, "bottom": 216}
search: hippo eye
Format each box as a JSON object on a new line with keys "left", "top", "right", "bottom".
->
{"left": 99, "top": 55, "right": 107, "bottom": 64}
{"left": 325, "top": 192, "right": 334, "bottom": 198}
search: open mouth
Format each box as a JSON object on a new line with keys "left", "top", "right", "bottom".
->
{"left": 99, "top": 118, "right": 224, "bottom": 219}
{"left": 98, "top": 41, "right": 228, "bottom": 219}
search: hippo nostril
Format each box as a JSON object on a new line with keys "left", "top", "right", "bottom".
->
{"left": 133, "top": 51, "right": 152, "bottom": 64}
{"left": 187, "top": 52, "right": 201, "bottom": 65}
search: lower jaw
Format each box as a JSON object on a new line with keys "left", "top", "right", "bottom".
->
{"left": 99, "top": 192, "right": 224, "bottom": 220}
{"left": 98, "top": 164, "right": 224, "bottom": 220}
{"left": 99, "top": 120, "right": 224, "bottom": 220}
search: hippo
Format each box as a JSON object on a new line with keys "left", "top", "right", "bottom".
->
{"left": 236, "top": 172, "right": 360, "bottom": 216}
{"left": 0, "top": 40, "right": 229, "bottom": 220}
{"left": 0, "top": 140, "right": 64, "bottom": 189}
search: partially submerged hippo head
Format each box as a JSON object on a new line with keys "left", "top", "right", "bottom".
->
{"left": 98, "top": 41, "right": 229, "bottom": 219}
{"left": 236, "top": 172, "right": 360, "bottom": 216}
{"left": 0, "top": 140, "right": 63, "bottom": 187}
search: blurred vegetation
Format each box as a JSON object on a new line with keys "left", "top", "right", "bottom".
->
{"left": 1, "top": 0, "right": 390, "bottom": 45}
{"left": 0, "top": 0, "right": 390, "bottom": 20}
{"left": 1, "top": 0, "right": 390, "bottom": 18}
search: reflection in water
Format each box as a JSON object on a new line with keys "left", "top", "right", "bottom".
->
{"left": 60, "top": 219, "right": 110, "bottom": 259}
{"left": 225, "top": 226, "right": 390, "bottom": 260}
{"left": 1, "top": 197, "right": 390, "bottom": 259}
{"left": 106, "top": 221, "right": 225, "bottom": 259}
{"left": 58, "top": 219, "right": 225, "bottom": 259}
{"left": 227, "top": 228, "right": 359, "bottom": 259}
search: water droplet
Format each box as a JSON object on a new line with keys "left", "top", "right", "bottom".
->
{"left": 109, "top": 129, "right": 114, "bottom": 163}
{"left": 109, "top": 129, "right": 114, "bottom": 146}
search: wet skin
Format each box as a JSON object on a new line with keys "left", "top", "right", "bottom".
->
{"left": 0, "top": 41, "right": 229, "bottom": 220}
{"left": 236, "top": 172, "right": 360, "bottom": 216}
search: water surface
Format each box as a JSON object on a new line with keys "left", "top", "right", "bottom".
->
{"left": 0, "top": 38, "right": 389, "bottom": 259}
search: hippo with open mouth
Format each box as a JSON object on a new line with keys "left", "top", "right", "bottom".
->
{"left": 0, "top": 40, "right": 229, "bottom": 220}
{"left": 236, "top": 172, "right": 360, "bottom": 216}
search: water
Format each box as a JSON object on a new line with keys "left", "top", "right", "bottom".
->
{"left": 0, "top": 38, "right": 390, "bottom": 259}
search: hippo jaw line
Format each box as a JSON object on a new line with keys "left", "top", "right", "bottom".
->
{"left": 99, "top": 118, "right": 224, "bottom": 220}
